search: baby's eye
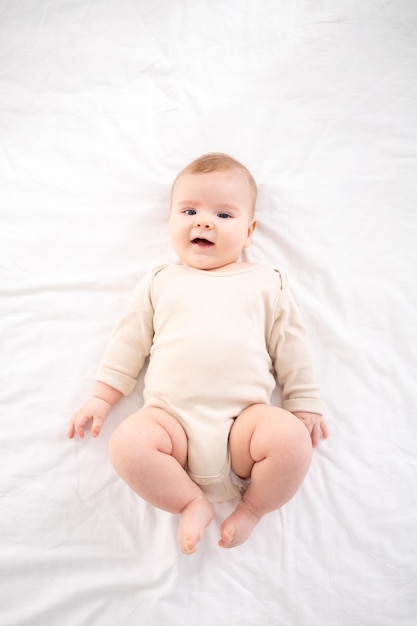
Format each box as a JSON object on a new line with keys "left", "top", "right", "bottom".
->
{"left": 183, "top": 208, "right": 196, "bottom": 215}
{"left": 217, "top": 212, "right": 231, "bottom": 219}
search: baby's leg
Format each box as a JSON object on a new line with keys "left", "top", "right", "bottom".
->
{"left": 108, "top": 407, "right": 213, "bottom": 554}
{"left": 219, "top": 404, "right": 312, "bottom": 548}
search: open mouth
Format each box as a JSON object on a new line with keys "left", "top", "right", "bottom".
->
{"left": 192, "top": 238, "right": 214, "bottom": 247}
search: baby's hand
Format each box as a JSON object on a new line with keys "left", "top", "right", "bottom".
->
{"left": 67, "top": 397, "right": 112, "bottom": 439}
{"left": 292, "top": 411, "right": 329, "bottom": 448}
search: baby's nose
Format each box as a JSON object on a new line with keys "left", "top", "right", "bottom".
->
{"left": 194, "top": 218, "right": 213, "bottom": 229}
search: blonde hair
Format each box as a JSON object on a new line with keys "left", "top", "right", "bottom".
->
{"left": 171, "top": 152, "right": 257, "bottom": 213}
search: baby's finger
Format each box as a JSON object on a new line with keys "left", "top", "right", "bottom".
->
{"left": 321, "top": 419, "right": 329, "bottom": 439}
{"left": 72, "top": 412, "right": 87, "bottom": 439}
{"left": 91, "top": 415, "right": 104, "bottom": 438}
{"left": 68, "top": 412, "right": 83, "bottom": 439}
{"left": 311, "top": 423, "right": 320, "bottom": 448}
{"left": 67, "top": 420, "right": 75, "bottom": 439}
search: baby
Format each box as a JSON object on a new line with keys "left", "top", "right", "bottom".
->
{"left": 68, "top": 153, "right": 328, "bottom": 555}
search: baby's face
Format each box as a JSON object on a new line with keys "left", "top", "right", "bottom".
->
{"left": 169, "top": 170, "right": 256, "bottom": 271}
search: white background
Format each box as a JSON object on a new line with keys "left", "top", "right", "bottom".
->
{"left": 1, "top": 2, "right": 416, "bottom": 625}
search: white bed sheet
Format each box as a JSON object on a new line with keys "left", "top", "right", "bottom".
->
{"left": 1, "top": 1, "right": 416, "bottom": 624}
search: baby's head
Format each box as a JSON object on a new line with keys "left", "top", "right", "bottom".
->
{"left": 170, "top": 152, "right": 257, "bottom": 216}
{"left": 169, "top": 153, "right": 257, "bottom": 271}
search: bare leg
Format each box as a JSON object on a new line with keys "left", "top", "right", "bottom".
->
{"left": 219, "top": 404, "right": 312, "bottom": 548}
{"left": 108, "top": 407, "right": 214, "bottom": 555}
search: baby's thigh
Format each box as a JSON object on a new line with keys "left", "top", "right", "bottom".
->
{"left": 109, "top": 406, "right": 188, "bottom": 467}
{"left": 229, "top": 404, "right": 308, "bottom": 478}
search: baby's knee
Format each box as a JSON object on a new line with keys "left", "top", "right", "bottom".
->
{"left": 109, "top": 409, "right": 188, "bottom": 470}
{"left": 277, "top": 413, "right": 313, "bottom": 469}
{"left": 293, "top": 418, "right": 313, "bottom": 457}
{"left": 259, "top": 407, "right": 312, "bottom": 458}
{"left": 108, "top": 421, "right": 130, "bottom": 469}
{"left": 108, "top": 413, "right": 146, "bottom": 467}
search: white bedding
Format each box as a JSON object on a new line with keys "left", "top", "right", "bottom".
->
{"left": 1, "top": 1, "right": 416, "bottom": 624}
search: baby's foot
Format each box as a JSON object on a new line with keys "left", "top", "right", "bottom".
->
{"left": 218, "top": 500, "right": 260, "bottom": 549}
{"left": 177, "top": 495, "right": 214, "bottom": 555}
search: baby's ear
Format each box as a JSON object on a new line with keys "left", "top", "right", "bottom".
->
{"left": 244, "top": 218, "right": 256, "bottom": 248}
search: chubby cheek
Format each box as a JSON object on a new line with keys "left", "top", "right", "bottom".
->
{"left": 169, "top": 226, "right": 189, "bottom": 257}
{"left": 168, "top": 221, "right": 182, "bottom": 243}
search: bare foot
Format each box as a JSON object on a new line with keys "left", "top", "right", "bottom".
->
{"left": 218, "top": 499, "right": 260, "bottom": 548}
{"left": 177, "top": 495, "right": 214, "bottom": 555}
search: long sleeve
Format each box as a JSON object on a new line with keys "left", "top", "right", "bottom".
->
{"left": 268, "top": 271, "right": 323, "bottom": 415}
{"left": 94, "top": 270, "right": 155, "bottom": 395}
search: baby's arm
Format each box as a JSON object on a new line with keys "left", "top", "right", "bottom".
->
{"left": 68, "top": 271, "right": 156, "bottom": 440}
{"left": 269, "top": 272, "right": 328, "bottom": 446}
{"left": 292, "top": 411, "right": 328, "bottom": 448}
{"left": 67, "top": 381, "right": 123, "bottom": 439}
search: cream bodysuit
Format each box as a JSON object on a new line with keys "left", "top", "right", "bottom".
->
{"left": 96, "top": 264, "right": 322, "bottom": 500}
